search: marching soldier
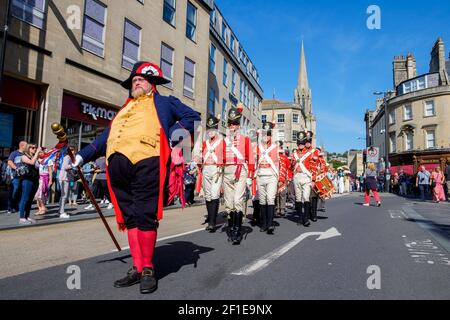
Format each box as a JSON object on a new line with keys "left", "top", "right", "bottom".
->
{"left": 198, "top": 115, "right": 225, "bottom": 233}
{"left": 277, "top": 142, "right": 290, "bottom": 217}
{"left": 291, "top": 131, "right": 316, "bottom": 227}
{"left": 309, "top": 147, "right": 323, "bottom": 223}
{"left": 223, "top": 104, "right": 255, "bottom": 245}
{"left": 255, "top": 122, "right": 279, "bottom": 234}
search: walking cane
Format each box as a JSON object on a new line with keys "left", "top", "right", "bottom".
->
{"left": 51, "top": 123, "right": 122, "bottom": 252}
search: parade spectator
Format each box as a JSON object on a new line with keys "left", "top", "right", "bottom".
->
{"left": 359, "top": 175, "right": 365, "bottom": 192}
{"left": 34, "top": 148, "right": 53, "bottom": 215}
{"left": 67, "top": 148, "right": 80, "bottom": 206}
{"left": 391, "top": 173, "right": 400, "bottom": 195}
{"left": 399, "top": 170, "right": 407, "bottom": 196}
{"left": 338, "top": 169, "right": 345, "bottom": 194}
{"left": 184, "top": 160, "right": 198, "bottom": 205}
{"left": 81, "top": 161, "right": 95, "bottom": 203}
{"left": 18, "top": 144, "right": 41, "bottom": 224}
{"left": 58, "top": 153, "right": 72, "bottom": 219}
{"left": 430, "top": 167, "right": 445, "bottom": 203}
{"left": 363, "top": 163, "right": 381, "bottom": 207}
{"left": 416, "top": 166, "right": 431, "bottom": 201}
{"left": 7, "top": 141, "right": 27, "bottom": 214}
{"left": 377, "top": 173, "right": 385, "bottom": 193}
{"left": 445, "top": 162, "right": 450, "bottom": 201}
{"left": 85, "top": 156, "right": 113, "bottom": 210}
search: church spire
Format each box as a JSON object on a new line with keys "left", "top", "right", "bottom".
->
{"left": 297, "top": 40, "right": 309, "bottom": 92}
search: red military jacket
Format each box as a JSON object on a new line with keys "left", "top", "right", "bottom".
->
{"left": 291, "top": 147, "right": 316, "bottom": 178}
{"left": 224, "top": 133, "right": 255, "bottom": 174}
{"left": 202, "top": 137, "right": 225, "bottom": 166}
{"left": 255, "top": 142, "right": 280, "bottom": 176}
{"left": 278, "top": 152, "right": 291, "bottom": 184}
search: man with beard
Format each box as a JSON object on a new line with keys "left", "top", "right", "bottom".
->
{"left": 223, "top": 104, "right": 255, "bottom": 245}
{"left": 73, "top": 61, "right": 200, "bottom": 294}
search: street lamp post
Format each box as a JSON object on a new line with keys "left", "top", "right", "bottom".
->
{"left": 374, "top": 91, "right": 393, "bottom": 192}
{"left": 0, "top": 0, "right": 12, "bottom": 102}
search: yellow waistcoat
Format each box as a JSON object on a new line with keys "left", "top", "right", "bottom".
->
{"left": 106, "top": 95, "right": 161, "bottom": 165}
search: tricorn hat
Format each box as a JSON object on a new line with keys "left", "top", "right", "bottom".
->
{"left": 227, "top": 103, "right": 244, "bottom": 126}
{"left": 207, "top": 114, "right": 221, "bottom": 130}
{"left": 121, "top": 61, "right": 171, "bottom": 90}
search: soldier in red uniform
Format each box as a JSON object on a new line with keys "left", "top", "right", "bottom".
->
{"left": 255, "top": 122, "right": 279, "bottom": 234}
{"left": 277, "top": 141, "right": 291, "bottom": 217}
{"left": 197, "top": 115, "right": 225, "bottom": 232}
{"left": 223, "top": 104, "right": 255, "bottom": 244}
{"left": 291, "top": 131, "right": 316, "bottom": 227}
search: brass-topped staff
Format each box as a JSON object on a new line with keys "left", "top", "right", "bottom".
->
{"left": 51, "top": 123, "right": 122, "bottom": 252}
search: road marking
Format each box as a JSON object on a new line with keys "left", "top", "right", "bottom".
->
{"left": 402, "top": 205, "right": 450, "bottom": 254}
{"left": 389, "top": 210, "right": 407, "bottom": 219}
{"left": 403, "top": 237, "right": 450, "bottom": 266}
{"left": 232, "top": 228, "right": 342, "bottom": 276}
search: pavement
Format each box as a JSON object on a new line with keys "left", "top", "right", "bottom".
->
{"left": 0, "top": 192, "right": 449, "bottom": 300}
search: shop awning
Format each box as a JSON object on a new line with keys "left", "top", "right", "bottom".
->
{"left": 390, "top": 165, "right": 414, "bottom": 175}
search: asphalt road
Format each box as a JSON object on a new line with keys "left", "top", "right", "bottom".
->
{"left": 1, "top": 193, "right": 449, "bottom": 300}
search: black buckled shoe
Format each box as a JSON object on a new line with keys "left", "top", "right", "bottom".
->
{"left": 140, "top": 267, "right": 158, "bottom": 294}
{"left": 114, "top": 267, "right": 141, "bottom": 288}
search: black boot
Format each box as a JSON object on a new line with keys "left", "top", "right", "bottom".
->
{"left": 260, "top": 205, "right": 268, "bottom": 232}
{"left": 114, "top": 267, "right": 141, "bottom": 288}
{"left": 210, "top": 199, "right": 220, "bottom": 232}
{"left": 140, "top": 267, "right": 158, "bottom": 294}
{"left": 311, "top": 197, "right": 318, "bottom": 222}
{"left": 296, "top": 202, "right": 303, "bottom": 226}
{"left": 205, "top": 201, "right": 213, "bottom": 231}
{"left": 227, "top": 212, "right": 235, "bottom": 242}
{"left": 267, "top": 205, "right": 275, "bottom": 234}
{"left": 232, "top": 212, "right": 243, "bottom": 245}
{"left": 252, "top": 200, "right": 260, "bottom": 227}
{"left": 303, "top": 202, "right": 311, "bottom": 227}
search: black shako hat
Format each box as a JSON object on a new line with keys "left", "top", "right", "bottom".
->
{"left": 121, "top": 61, "right": 171, "bottom": 90}
{"left": 227, "top": 103, "right": 244, "bottom": 126}
{"left": 207, "top": 114, "right": 221, "bottom": 130}
{"left": 297, "top": 130, "right": 314, "bottom": 145}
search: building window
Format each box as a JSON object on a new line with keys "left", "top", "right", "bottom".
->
{"left": 277, "top": 130, "right": 285, "bottom": 142}
{"left": 221, "top": 99, "right": 227, "bottom": 126}
{"left": 405, "top": 132, "right": 414, "bottom": 151}
{"left": 210, "top": 8, "right": 216, "bottom": 26}
{"left": 221, "top": 22, "right": 228, "bottom": 43}
{"left": 186, "top": 2, "right": 197, "bottom": 41}
{"left": 160, "top": 43, "right": 174, "bottom": 87}
{"left": 82, "top": 0, "right": 107, "bottom": 57}
{"left": 231, "top": 69, "right": 236, "bottom": 95}
{"left": 183, "top": 58, "right": 195, "bottom": 99}
{"left": 293, "top": 114, "right": 299, "bottom": 123}
{"left": 277, "top": 114, "right": 285, "bottom": 123}
{"left": 209, "top": 44, "right": 216, "bottom": 74}
{"left": 230, "top": 35, "right": 235, "bottom": 54}
{"left": 208, "top": 88, "right": 215, "bottom": 115}
{"left": 223, "top": 59, "right": 228, "bottom": 87}
{"left": 163, "top": 0, "right": 176, "bottom": 26}
{"left": 239, "top": 79, "right": 244, "bottom": 102}
{"left": 122, "top": 19, "right": 141, "bottom": 70}
{"left": 426, "top": 130, "right": 436, "bottom": 149}
{"left": 11, "top": 0, "right": 46, "bottom": 29}
{"left": 389, "top": 110, "right": 396, "bottom": 125}
{"left": 292, "top": 130, "right": 299, "bottom": 141}
{"left": 389, "top": 133, "right": 396, "bottom": 153}
{"left": 244, "top": 83, "right": 248, "bottom": 107}
{"left": 261, "top": 115, "right": 267, "bottom": 123}
{"left": 424, "top": 101, "right": 435, "bottom": 117}
{"left": 404, "top": 104, "right": 413, "bottom": 121}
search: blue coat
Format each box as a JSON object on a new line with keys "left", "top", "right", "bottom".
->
{"left": 78, "top": 93, "right": 201, "bottom": 163}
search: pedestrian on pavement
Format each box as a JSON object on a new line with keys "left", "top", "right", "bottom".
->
{"left": 6, "top": 141, "right": 27, "bottom": 214}
{"left": 399, "top": 170, "right": 407, "bottom": 196}
{"left": 67, "top": 147, "right": 80, "bottom": 206}
{"left": 416, "top": 166, "right": 431, "bottom": 202}
{"left": 18, "top": 144, "right": 41, "bottom": 224}
{"left": 363, "top": 163, "right": 381, "bottom": 207}
{"left": 34, "top": 148, "right": 53, "bottom": 215}
{"left": 72, "top": 61, "right": 200, "bottom": 294}
{"left": 445, "top": 161, "right": 450, "bottom": 201}
{"left": 58, "top": 152, "right": 72, "bottom": 219}
{"left": 391, "top": 172, "right": 400, "bottom": 195}
{"left": 430, "top": 167, "right": 446, "bottom": 203}
{"left": 184, "top": 160, "right": 198, "bottom": 206}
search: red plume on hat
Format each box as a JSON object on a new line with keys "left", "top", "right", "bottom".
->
{"left": 227, "top": 103, "right": 244, "bottom": 126}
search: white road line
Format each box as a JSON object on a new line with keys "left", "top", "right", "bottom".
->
{"left": 232, "top": 228, "right": 341, "bottom": 276}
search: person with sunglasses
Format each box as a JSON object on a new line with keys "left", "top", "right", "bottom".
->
{"left": 18, "top": 144, "right": 41, "bottom": 225}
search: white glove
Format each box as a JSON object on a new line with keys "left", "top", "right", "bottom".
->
{"left": 246, "top": 178, "right": 253, "bottom": 187}
{"left": 72, "top": 154, "right": 84, "bottom": 168}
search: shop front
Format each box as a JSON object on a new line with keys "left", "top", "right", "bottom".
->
{"left": 0, "top": 75, "right": 41, "bottom": 160}
{"left": 60, "top": 93, "right": 119, "bottom": 151}
{"left": 390, "top": 149, "right": 450, "bottom": 175}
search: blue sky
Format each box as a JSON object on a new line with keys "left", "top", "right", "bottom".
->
{"left": 215, "top": 0, "right": 450, "bottom": 153}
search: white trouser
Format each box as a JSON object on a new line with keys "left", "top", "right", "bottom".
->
{"left": 223, "top": 165, "right": 248, "bottom": 213}
{"left": 294, "top": 172, "right": 312, "bottom": 203}
{"left": 202, "top": 165, "right": 222, "bottom": 202}
{"left": 256, "top": 168, "right": 278, "bottom": 206}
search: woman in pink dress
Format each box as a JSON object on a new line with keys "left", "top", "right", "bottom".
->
{"left": 430, "top": 167, "right": 446, "bottom": 203}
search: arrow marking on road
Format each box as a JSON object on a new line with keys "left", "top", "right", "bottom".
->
{"left": 232, "top": 227, "right": 342, "bottom": 276}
